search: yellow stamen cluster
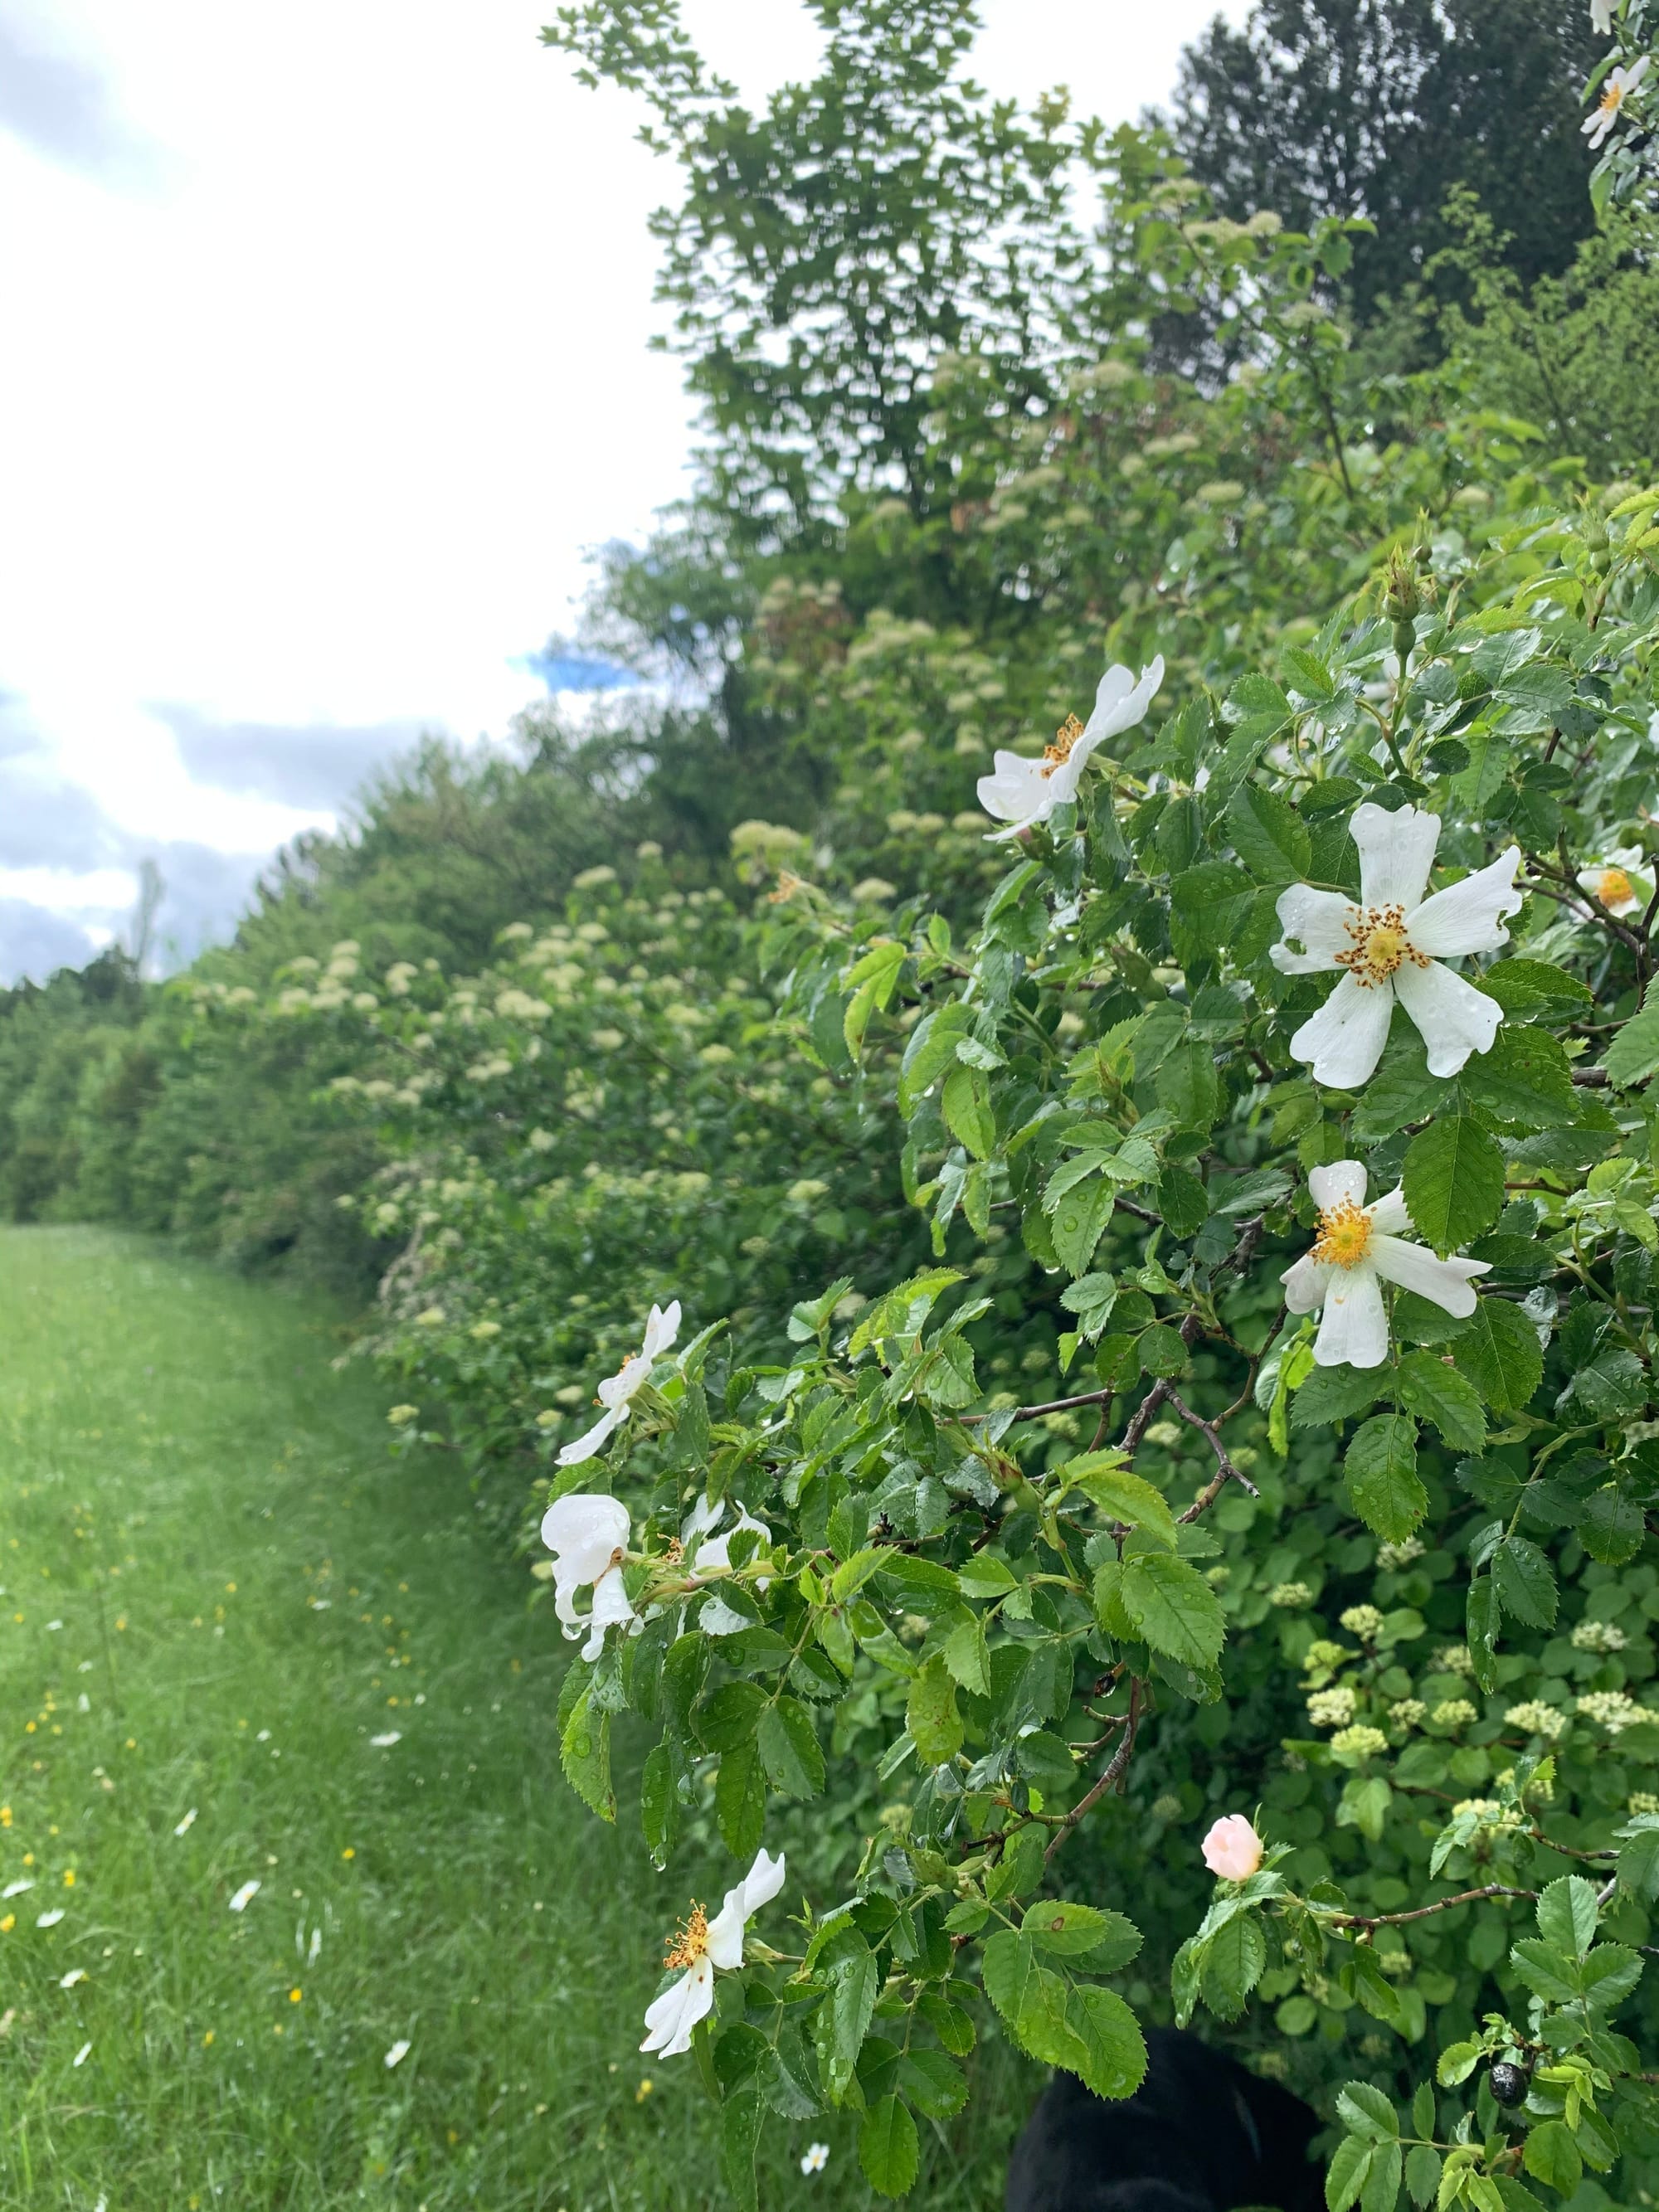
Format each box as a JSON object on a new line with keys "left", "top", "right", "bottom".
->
{"left": 1334, "top": 902, "right": 1429, "bottom": 987}
{"left": 1598, "top": 868, "right": 1633, "bottom": 909}
{"left": 1311, "top": 1198, "right": 1373, "bottom": 1270}
{"left": 1040, "top": 714, "right": 1086, "bottom": 778}
{"left": 664, "top": 1902, "right": 709, "bottom": 1971}
{"left": 1601, "top": 80, "right": 1626, "bottom": 116}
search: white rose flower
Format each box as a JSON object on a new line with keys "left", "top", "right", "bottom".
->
{"left": 1584, "top": 58, "right": 1648, "bottom": 147}
{"left": 1272, "top": 802, "right": 1522, "bottom": 1090}
{"left": 640, "top": 1847, "right": 786, "bottom": 2058}
{"left": 977, "top": 656, "right": 1165, "bottom": 839}
{"left": 1282, "top": 1160, "right": 1490, "bottom": 1369}
{"left": 683, "top": 1495, "right": 772, "bottom": 1636}
{"left": 1578, "top": 847, "right": 1652, "bottom": 917}
{"left": 556, "top": 1300, "right": 682, "bottom": 1466}
{"left": 540, "top": 1492, "right": 636, "bottom": 1660}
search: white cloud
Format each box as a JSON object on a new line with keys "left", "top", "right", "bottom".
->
{"left": 0, "top": 0, "right": 1244, "bottom": 983}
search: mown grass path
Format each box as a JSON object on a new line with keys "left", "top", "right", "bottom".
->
{"left": 0, "top": 1230, "right": 1016, "bottom": 2209}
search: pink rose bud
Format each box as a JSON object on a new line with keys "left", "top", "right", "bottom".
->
{"left": 1201, "top": 1815, "right": 1263, "bottom": 1880}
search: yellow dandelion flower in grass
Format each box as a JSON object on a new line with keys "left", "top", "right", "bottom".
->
{"left": 289, "top": 1987, "right": 302, "bottom": 2004}
{"left": 0, "top": 1916, "right": 14, "bottom": 1934}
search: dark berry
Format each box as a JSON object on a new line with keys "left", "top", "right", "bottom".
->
{"left": 1490, "top": 2061, "right": 1527, "bottom": 2108}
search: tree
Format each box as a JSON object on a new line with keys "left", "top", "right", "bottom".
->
{"left": 1165, "top": 0, "right": 1604, "bottom": 324}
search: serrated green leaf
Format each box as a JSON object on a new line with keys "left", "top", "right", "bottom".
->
{"left": 1344, "top": 1415, "right": 1426, "bottom": 1541}
{"left": 1454, "top": 1298, "right": 1543, "bottom": 1409}
{"left": 859, "top": 2096, "right": 920, "bottom": 2198}
{"left": 757, "top": 1696, "right": 826, "bottom": 1800}
{"left": 1393, "top": 1352, "right": 1487, "bottom": 1453}
{"left": 906, "top": 1653, "right": 964, "bottom": 1768}
{"left": 1119, "top": 1550, "right": 1225, "bottom": 1666}
{"left": 1403, "top": 1116, "right": 1506, "bottom": 1254}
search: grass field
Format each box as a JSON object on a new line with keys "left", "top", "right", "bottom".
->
{"left": 0, "top": 1228, "right": 1030, "bottom": 2209}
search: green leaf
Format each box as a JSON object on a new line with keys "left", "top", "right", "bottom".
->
{"left": 1393, "top": 1352, "right": 1487, "bottom": 1454}
{"left": 640, "top": 1737, "right": 679, "bottom": 1867}
{"left": 1118, "top": 1550, "right": 1226, "bottom": 1666}
{"left": 1403, "top": 1115, "right": 1505, "bottom": 1254}
{"left": 559, "top": 1685, "right": 615, "bottom": 1822}
{"left": 1158, "top": 1164, "right": 1209, "bottom": 1238}
{"left": 1460, "top": 1026, "right": 1574, "bottom": 1128}
{"left": 1349, "top": 1027, "right": 1452, "bottom": 1144}
{"left": 1063, "top": 1983, "right": 1147, "bottom": 2101}
{"left": 715, "top": 1739, "right": 766, "bottom": 1860}
{"left": 1336, "top": 2082, "right": 1399, "bottom": 2142}
{"left": 1454, "top": 1298, "right": 1543, "bottom": 1410}
{"left": 1491, "top": 1536, "right": 1557, "bottom": 1630}
{"left": 1229, "top": 783, "right": 1312, "bottom": 883}
{"left": 898, "top": 1004, "right": 974, "bottom": 1116}
{"left": 1536, "top": 1874, "right": 1598, "bottom": 1962}
{"left": 899, "top": 2049, "right": 968, "bottom": 2120}
{"left": 814, "top": 1939, "right": 878, "bottom": 2105}
{"left": 1579, "top": 1484, "right": 1647, "bottom": 1566}
{"left": 1578, "top": 1942, "right": 1643, "bottom": 2010}
{"left": 859, "top": 2096, "right": 919, "bottom": 2199}
{"left": 1201, "top": 1910, "right": 1267, "bottom": 2018}
{"left": 1022, "top": 1900, "right": 1116, "bottom": 1956}
{"left": 1343, "top": 1415, "right": 1426, "bottom": 1542}
{"left": 941, "top": 1610, "right": 990, "bottom": 1696}
{"left": 1604, "top": 1000, "right": 1659, "bottom": 1089}
{"left": 1292, "top": 1362, "right": 1384, "bottom": 1429}
{"left": 1051, "top": 1176, "right": 1116, "bottom": 1277}
{"left": 1405, "top": 2146, "right": 1443, "bottom": 2209}
{"left": 941, "top": 1062, "right": 995, "bottom": 1159}
{"left": 1326, "top": 2132, "right": 1373, "bottom": 2212}
{"left": 1065, "top": 1454, "right": 1177, "bottom": 1546}
{"left": 906, "top": 1654, "right": 964, "bottom": 1767}
{"left": 1522, "top": 2121, "right": 1581, "bottom": 2197}
{"left": 721, "top": 2090, "right": 763, "bottom": 2212}
{"left": 1155, "top": 1038, "right": 1220, "bottom": 1132}
{"left": 698, "top": 1680, "right": 766, "bottom": 1752}
{"left": 757, "top": 1696, "right": 826, "bottom": 1799}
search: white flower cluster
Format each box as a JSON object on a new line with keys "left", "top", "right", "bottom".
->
{"left": 1571, "top": 1619, "right": 1629, "bottom": 1653}
{"left": 1504, "top": 1701, "right": 1569, "bottom": 1741}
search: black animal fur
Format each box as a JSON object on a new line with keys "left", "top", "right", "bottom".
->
{"left": 1005, "top": 2029, "right": 1325, "bottom": 2212}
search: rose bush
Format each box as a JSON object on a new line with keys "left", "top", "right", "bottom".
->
{"left": 239, "top": 482, "right": 1659, "bottom": 2203}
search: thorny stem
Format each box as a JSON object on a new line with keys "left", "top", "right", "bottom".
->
{"left": 1046, "top": 1678, "right": 1142, "bottom": 1865}
{"left": 1318, "top": 1883, "right": 1538, "bottom": 1932}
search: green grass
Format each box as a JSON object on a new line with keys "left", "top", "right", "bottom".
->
{"left": 0, "top": 1228, "right": 1029, "bottom": 2208}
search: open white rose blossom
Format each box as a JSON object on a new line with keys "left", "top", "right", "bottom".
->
{"left": 557, "top": 1299, "right": 681, "bottom": 1466}
{"left": 977, "top": 656, "right": 1164, "bottom": 840}
{"left": 540, "top": 1492, "right": 636, "bottom": 1660}
{"left": 1578, "top": 847, "right": 1652, "bottom": 918}
{"left": 1271, "top": 802, "right": 1522, "bottom": 1090}
{"left": 683, "top": 1494, "right": 773, "bottom": 1636}
{"left": 640, "top": 1847, "right": 786, "bottom": 2058}
{"left": 1282, "top": 1160, "right": 1490, "bottom": 1369}
{"left": 1584, "top": 56, "right": 1649, "bottom": 148}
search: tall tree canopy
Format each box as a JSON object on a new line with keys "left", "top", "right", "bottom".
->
{"left": 1166, "top": 0, "right": 1604, "bottom": 322}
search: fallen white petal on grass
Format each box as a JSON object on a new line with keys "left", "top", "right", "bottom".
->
{"left": 370, "top": 1731, "right": 402, "bottom": 1748}
{"left": 384, "top": 2039, "right": 411, "bottom": 2069}
{"left": 73, "top": 2041, "right": 92, "bottom": 2067}
{"left": 173, "top": 1809, "right": 198, "bottom": 1837}
{"left": 45, "top": 1619, "right": 62, "bottom": 1631}
{"left": 229, "top": 1880, "right": 261, "bottom": 1912}
{"left": 59, "top": 1967, "right": 87, "bottom": 1989}
{"left": 36, "top": 1909, "right": 65, "bottom": 1928}
{"left": 310, "top": 1598, "right": 331, "bottom": 1610}
{"left": 2, "top": 1879, "right": 33, "bottom": 1898}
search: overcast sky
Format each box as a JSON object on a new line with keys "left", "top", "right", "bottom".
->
{"left": 0, "top": 0, "right": 1246, "bottom": 984}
